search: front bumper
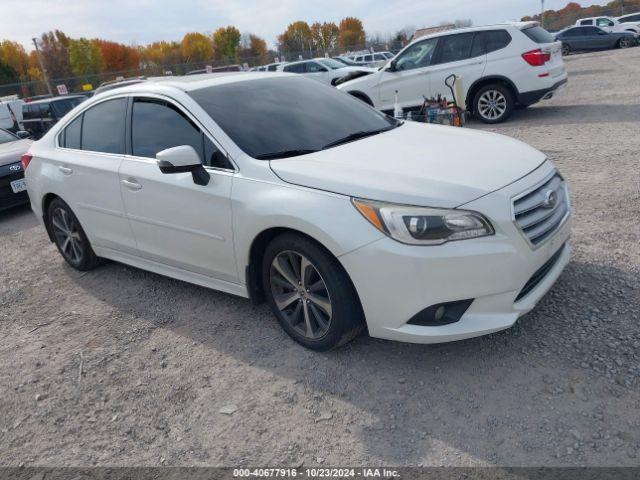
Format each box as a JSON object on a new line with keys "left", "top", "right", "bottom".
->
{"left": 339, "top": 161, "right": 572, "bottom": 344}
{"left": 0, "top": 161, "right": 29, "bottom": 211}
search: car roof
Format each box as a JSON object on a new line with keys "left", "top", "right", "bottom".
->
{"left": 97, "top": 72, "right": 297, "bottom": 95}
{"left": 406, "top": 22, "right": 538, "bottom": 47}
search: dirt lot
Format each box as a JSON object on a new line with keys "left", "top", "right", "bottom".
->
{"left": 1, "top": 47, "right": 639, "bottom": 468}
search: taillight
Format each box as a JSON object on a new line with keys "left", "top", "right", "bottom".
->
{"left": 21, "top": 153, "right": 33, "bottom": 170}
{"left": 522, "top": 49, "right": 551, "bottom": 66}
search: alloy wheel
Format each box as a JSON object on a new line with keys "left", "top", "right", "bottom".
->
{"left": 51, "top": 207, "right": 84, "bottom": 264}
{"left": 562, "top": 44, "right": 570, "bottom": 56}
{"left": 478, "top": 90, "right": 507, "bottom": 121}
{"left": 619, "top": 38, "right": 632, "bottom": 49}
{"left": 269, "top": 250, "right": 332, "bottom": 340}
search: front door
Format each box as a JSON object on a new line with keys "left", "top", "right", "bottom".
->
{"left": 119, "top": 96, "right": 238, "bottom": 282}
{"left": 376, "top": 36, "right": 439, "bottom": 110}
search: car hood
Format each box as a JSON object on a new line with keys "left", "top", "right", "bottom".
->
{"left": 0, "top": 139, "right": 32, "bottom": 167}
{"left": 269, "top": 122, "right": 547, "bottom": 208}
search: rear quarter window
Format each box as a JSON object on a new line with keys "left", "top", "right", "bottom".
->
{"left": 522, "top": 26, "right": 556, "bottom": 43}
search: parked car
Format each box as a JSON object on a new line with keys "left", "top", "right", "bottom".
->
{"left": 575, "top": 16, "right": 640, "bottom": 34}
{"left": 277, "top": 58, "right": 374, "bottom": 85}
{"left": 24, "top": 73, "right": 571, "bottom": 350}
{"left": 337, "top": 22, "right": 567, "bottom": 124}
{"left": 352, "top": 51, "right": 394, "bottom": 67}
{"left": 250, "top": 62, "right": 287, "bottom": 72}
{"left": 616, "top": 11, "right": 640, "bottom": 29}
{"left": 21, "top": 95, "right": 86, "bottom": 139}
{"left": 332, "top": 56, "right": 362, "bottom": 66}
{"left": 556, "top": 26, "right": 637, "bottom": 55}
{"left": 0, "top": 128, "right": 32, "bottom": 210}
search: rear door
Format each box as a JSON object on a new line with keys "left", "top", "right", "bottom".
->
{"left": 428, "top": 31, "right": 487, "bottom": 104}
{"left": 54, "top": 97, "right": 137, "bottom": 254}
{"left": 376, "top": 36, "right": 439, "bottom": 110}
{"left": 118, "top": 96, "right": 238, "bottom": 282}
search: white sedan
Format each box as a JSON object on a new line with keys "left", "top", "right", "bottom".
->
{"left": 23, "top": 73, "right": 571, "bottom": 350}
{"left": 277, "top": 58, "right": 375, "bottom": 85}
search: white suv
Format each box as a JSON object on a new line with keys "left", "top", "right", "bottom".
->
{"left": 576, "top": 16, "right": 640, "bottom": 34}
{"left": 617, "top": 12, "right": 640, "bottom": 30}
{"left": 337, "top": 22, "right": 568, "bottom": 124}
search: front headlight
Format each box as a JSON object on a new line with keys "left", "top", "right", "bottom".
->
{"left": 352, "top": 198, "right": 494, "bottom": 246}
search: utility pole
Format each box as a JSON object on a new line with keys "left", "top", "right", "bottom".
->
{"left": 621, "top": 0, "right": 625, "bottom": 15}
{"left": 32, "top": 37, "right": 53, "bottom": 97}
{"left": 540, "top": 0, "right": 545, "bottom": 28}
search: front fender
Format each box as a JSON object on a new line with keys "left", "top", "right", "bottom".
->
{"left": 231, "top": 176, "right": 384, "bottom": 283}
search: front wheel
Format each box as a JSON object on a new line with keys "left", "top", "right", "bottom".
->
{"left": 47, "top": 197, "right": 102, "bottom": 271}
{"left": 262, "top": 234, "right": 364, "bottom": 350}
{"left": 473, "top": 84, "right": 514, "bottom": 124}
{"left": 618, "top": 38, "right": 633, "bottom": 49}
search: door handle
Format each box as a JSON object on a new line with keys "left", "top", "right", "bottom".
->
{"left": 58, "top": 166, "right": 73, "bottom": 175}
{"left": 121, "top": 179, "right": 142, "bottom": 191}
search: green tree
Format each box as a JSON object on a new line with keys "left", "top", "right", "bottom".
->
{"left": 310, "top": 22, "right": 340, "bottom": 54}
{"left": 69, "top": 38, "right": 104, "bottom": 78}
{"left": 0, "top": 60, "right": 19, "bottom": 84}
{"left": 213, "top": 26, "right": 241, "bottom": 61}
{"left": 180, "top": 32, "right": 213, "bottom": 63}
{"left": 338, "top": 17, "right": 366, "bottom": 50}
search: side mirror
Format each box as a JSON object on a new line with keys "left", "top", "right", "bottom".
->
{"left": 598, "top": 30, "right": 607, "bottom": 35}
{"left": 16, "top": 130, "right": 31, "bottom": 139}
{"left": 387, "top": 60, "right": 397, "bottom": 72}
{"left": 156, "top": 145, "right": 210, "bottom": 186}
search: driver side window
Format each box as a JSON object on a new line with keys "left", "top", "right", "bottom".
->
{"left": 395, "top": 38, "right": 438, "bottom": 71}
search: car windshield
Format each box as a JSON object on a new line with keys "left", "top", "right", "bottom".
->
{"left": 0, "top": 129, "right": 17, "bottom": 144}
{"left": 189, "top": 76, "right": 400, "bottom": 159}
{"left": 51, "top": 97, "right": 85, "bottom": 117}
{"left": 318, "top": 58, "right": 347, "bottom": 70}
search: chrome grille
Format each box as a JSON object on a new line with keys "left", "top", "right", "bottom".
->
{"left": 513, "top": 173, "right": 569, "bottom": 247}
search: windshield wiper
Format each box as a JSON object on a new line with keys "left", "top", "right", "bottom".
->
{"left": 254, "top": 149, "right": 318, "bottom": 160}
{"left": 321, "top": 125, "right": 397, "bottom": 150}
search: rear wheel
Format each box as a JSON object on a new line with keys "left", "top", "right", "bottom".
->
{"left": 47, "top": 197, "right": 101, "bottom": 271}
{"left": 473, "top": 83, "right": 514, "bottom": 124}
{"left": 561, "top": 43, "right": 571, "bottom": 56}
{"left": 618, "top": 37, "right": 633, "bottom": 49}
{"left": 262, "top": 234, "right": 364, "bottom": 350}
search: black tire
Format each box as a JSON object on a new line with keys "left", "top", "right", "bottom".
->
{"left": 47, "top": 197, "right": 102, "bottom": 271}
{"left": 472, "top": 83, "right": 514, "bottom": 124}
{"left": 261, "top": 233, "right": 364, "bottom": 350}
{"left": 561, "top": 43, "right": 571, "bottom": 56}
{"left": 618, "top": 37, "right": 632, "bottom": 49}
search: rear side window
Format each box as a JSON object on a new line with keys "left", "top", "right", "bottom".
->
{"left": 585, "top": 27, "right": 603, "bottom": 34}
{"left": 484, "top": 30, "right": 512, "bottom": 53}
{"left": 39, "top": 103, "right": 52, "bottom": 119}
{"left": 306, "top": 62, "right": 324, "bottom": 73}
{"left": 364, "top": 55, "right": 373, "bottom": 61}
{"left": 267, "top": 64, "right": 278, "bottom": 71}
{"left": 438, "top": 32, "right": 475, "bottom": 63}
{"left": 81, "top": 98, "right": 126, "bottom": 154}
{"left": 131, "top": 98, "right": 231, "bottom": 169}
{"left": 522, "top": 26, "right": 556, "bottom": 43}
{"left": 579, "top": 20, "right": 593, "bottom": 25}
{"left": 62, "top": 114, "right": 82, "bottom": 149}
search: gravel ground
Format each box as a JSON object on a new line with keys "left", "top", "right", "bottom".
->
{"left": 1, "top": 47, "right": 639, "bottom": 468}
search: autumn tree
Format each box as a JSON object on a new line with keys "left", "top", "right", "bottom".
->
{"left": 69, "top": 38, "right": 104, "bottom": 78}
{"left": 93, "top": 39, "right": 140, "bottom": 73}
{"left": 240, "top": 34, "right": 269, "bottom": 64}
{"left": 281, "top": 21, "right": 312, "bottom": 56}
{"left": 39, "top": 30, "right": 73, "bottom": 80}
{"left": 0, "top": 61, "right": 18, "bottom": 84}
{"left": 140, "top": 41, "right": 182, "bottom": 68}
{"left": 0, "top": 40, "right": 29, "bottom": 79}
{"left": 180, "top": 32, "right": 213, "bottom": 63}
{"left": 27, "top": 51, "right": 43, "bottom": 80}
{"left": 310, "top": 22, "right": 339, "bottom": 54}
{"left": 338, "top": 17, "right": 366, "bottom": 50}
{"left": 213, "top": 26, "right": 241, "bottom": 61}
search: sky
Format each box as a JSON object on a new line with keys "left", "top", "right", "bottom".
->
{"left": 4, "top": 0, "right": 612, "bottom": 51}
